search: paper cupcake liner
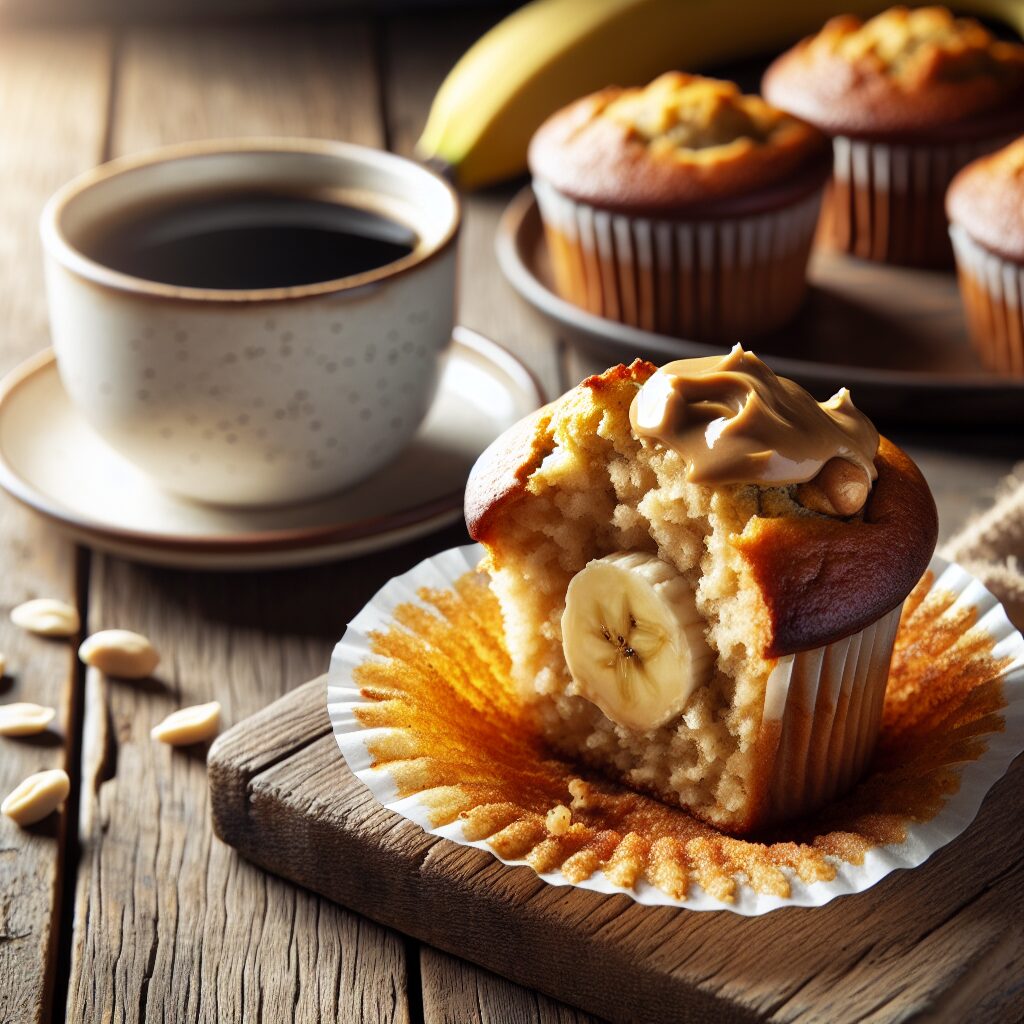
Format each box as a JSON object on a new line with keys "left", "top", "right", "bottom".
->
{"left": 328, "top": 545, "right": 1024, "bottom": 916}
{"left": 532, "top": 178, "right": 822, "bottom": 341}
{"left": 950, "top": 223, "right": 1024, "bottom": 377}
{"left": 829, "top": 134, "right": 1018, "bottom": 267}
{"left": 758, "top": 602, "right": 900, "bottom": 828}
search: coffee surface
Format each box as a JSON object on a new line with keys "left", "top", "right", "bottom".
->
{"left": 80, "top": 191, "right": 417, "bottom": 289}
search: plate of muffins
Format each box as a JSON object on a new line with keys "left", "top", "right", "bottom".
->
{"left": 497, "top": 5, "right": 1024, "bottom": 424}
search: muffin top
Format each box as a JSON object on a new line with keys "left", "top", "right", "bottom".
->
{"left": 947, "top": 135, "right": 1024, "bottom": 261}
{"left": 762, "top": 6, "right": 1024, "bottom": 139}
{"left": 528, "top": 73, "right": 829, "bottom": 216}
{"left": 466, "top": 355, "right": 937, "bottom": 657}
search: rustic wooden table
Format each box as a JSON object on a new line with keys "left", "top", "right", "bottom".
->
{"left": 0, "top": 11, "right": 1020, "bottom": 1024}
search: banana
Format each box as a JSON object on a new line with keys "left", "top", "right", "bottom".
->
{"left": 561, "top": 551, "right": 713, "bottom": 732}
{"left": 418, "top": 0, "right": 1024, "bottom": 190}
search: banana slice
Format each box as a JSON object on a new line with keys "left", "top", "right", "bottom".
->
{"left": 561, "top": 551, "right": 713, "bottom": 731}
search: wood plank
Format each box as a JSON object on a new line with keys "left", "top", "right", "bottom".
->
{"left": 111, "top": 21, "right": 384, "bottom": 152}
{"left": 420, "top": 947, "right": 601, "bottom": 1024}
{"left": 384, "top": 11, "right": 566, "bottom": 402}
{"left": 209, "top": 679, "right": 1024, "bottom": 1024}
{"left": 65, "top": 22, "right": 429, "bottom": 1023}
{"left": 0, "top": 27, "right": 112, "bottom": 1024}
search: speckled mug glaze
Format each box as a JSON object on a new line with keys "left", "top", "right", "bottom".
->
{"left": 40, "top": 139, "right": 460, "bottom": 507}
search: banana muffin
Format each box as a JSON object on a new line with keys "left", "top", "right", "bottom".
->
{"left": 465, "top": 349, "right": 937, "bottom": 834}
{"left": 947, "top": 135, "right": 1024, "bottom": 376}
{"left": 528, "top": 73, "right": 830, "bottom": 342}
{"left": 763, "top": 6, "right": 1024, "bottom": 267}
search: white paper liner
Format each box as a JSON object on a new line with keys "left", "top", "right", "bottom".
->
{"left": 949, "top": 223, "right": 1024, "bottom": 376}
{"left": 328, "top": 545, "right": 1024, "bottom": 916}
{"left": 830, "top": 134, "right": 1017, "bottom": 265}
{"left": 532, "top": 178, "right": 821, "bottom": 339}
{"left": 761, "top": 602, "right": 901, "bottom": 826}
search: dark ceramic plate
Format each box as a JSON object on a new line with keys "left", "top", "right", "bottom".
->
{"left": 496, "top": 187, "right": 1024, "bottom": 426}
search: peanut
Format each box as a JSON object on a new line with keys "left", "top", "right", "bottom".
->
{"left": 0, "top": 702, "right": 56, "bottom": 736}
{"left": 796, "top": 458, "right": 870, "bottom": 517}
{"left": 2, "top": 769, "right": 70, "bottom": 826}
{"left": 151, "top": 702, "right": 221, "bottom": 746}
{"left": 11, "top": 598, "right": 79, "bottom": 637}
{"left": 79, "top": 629, "right": 159, "bottom": 679}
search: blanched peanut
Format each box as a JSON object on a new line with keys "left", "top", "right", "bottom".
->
{"left": 2, "top": 769, "right": 70, "bottom": 826}
{"left": 79, "top": 630, "right": 159, "bottom": 679}
{"left": 0, "top": 702, "right": 56, "bottom": 736}
{"left": 11, "top": 598, "right": 79, "bottom": 637}
{"left": 151, "top": 702, "right": 221, "bottom": 746}
{"left": 796, "top": 458, "right": 871, "bottom": 517}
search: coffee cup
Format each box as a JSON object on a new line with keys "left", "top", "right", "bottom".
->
{"left": 40, "top": 138, "right": 460, "bottom": 507}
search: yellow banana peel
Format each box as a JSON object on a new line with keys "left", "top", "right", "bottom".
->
{"left": 417, "top": 0, "right": 1024, "bottom": 190}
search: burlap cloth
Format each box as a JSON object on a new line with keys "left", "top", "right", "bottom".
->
{"left": 941, "top": 463, "right": 1024, "bottom": 629}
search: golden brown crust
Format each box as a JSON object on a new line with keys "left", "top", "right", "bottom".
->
{"left": 577, "top": 359, "right": 657, "bottom": 394}
{"left": 736, "top": 437, "right": 937, "bottom": 657}
{"left": 946, "top": 136, "right": 1024, "bottom": 262}
{"left": 465, "top": 362, "right": 656, "bottom": 543}
{"left": 464, "top": 401, "right": 556, "bottom": 544}
{"left": 762, "top": 7, "right": 1024, "bottom": 140}
{"left": 527, "top": 73, "right": 829, "bottom": 217}
{"left": 465, "top": 366, "right": 937, "bottom": 658}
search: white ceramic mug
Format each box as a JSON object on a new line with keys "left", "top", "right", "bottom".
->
{"left": 40, "top": 138, "right": 460, "bottom": 507}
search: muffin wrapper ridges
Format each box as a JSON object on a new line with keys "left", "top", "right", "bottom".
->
{"left": 328, "top": 545, "right": 1024, "bottom": 915}
{"left": 828, "top": 134, "right": 1018, "bottom": 267}
{"left": 759, "top": 603, "right": 901, "bottom": 828}
{"left": 949, "top": 223, "right": 1024, "bottom": 377}
{"left": 532, "top": 178, "right": 822, "bottom": 341}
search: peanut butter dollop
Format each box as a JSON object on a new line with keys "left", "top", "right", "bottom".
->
{"left": 629, "top": 346, "right": 879, "bottom": 492}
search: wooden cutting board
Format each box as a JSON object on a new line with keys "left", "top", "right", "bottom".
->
{"left": 208, "top": 676, "right": 1024, "bottom": 1024}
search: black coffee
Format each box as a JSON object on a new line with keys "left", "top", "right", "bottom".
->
{"left": 80, "top": 191, "right": 418, "bottom": 289}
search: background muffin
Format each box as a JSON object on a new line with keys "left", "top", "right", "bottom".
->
{"left": 763, "top": 6, "right": 1024, "bottom": 268}
{"left": 528, "top": 73, "right": 830, "bottom": 342}
{"left": 466, "top": 353, "right": 937, "bottom": 834}
{"left": 947, "top": 135, "right": 1024, "bottom": 376}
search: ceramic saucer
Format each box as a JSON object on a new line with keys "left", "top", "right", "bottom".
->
{"left": 0, "top": 328, "right": 542, "bottom": 570}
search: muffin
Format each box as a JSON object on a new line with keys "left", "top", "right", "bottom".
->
{"left": 763, "top": 6, "right": 1024, "bottom": 268}
{"left": 465, "top": 348, "right": 937, "bottom": 834}
{"left": 947, "top": 135, "right": 1024, "bottom": 376}
{"left": 528, "top": 73, "right": 830, "bottom": 342}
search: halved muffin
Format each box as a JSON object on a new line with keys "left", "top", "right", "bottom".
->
{"left": 465, "top": 350, "right": 937, "bottom": 834}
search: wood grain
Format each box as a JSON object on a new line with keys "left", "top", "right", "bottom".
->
{"left": 111, "top": 21, "right": 384, "bottom": 153}
{"left": 211, "top": 678, "right": 1024, "bottom": 1024}
{"left": 0, "top": 27, "right": 111, "bottom": 1024}
{"left": 67, "top": 559, "right": 422, "bottom": 1024}
{"left": 420, "top": 946, "right": 600, "bottom": 1024}
{"left": 64, "top": 23, "right": 426, "bottom": 1023}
